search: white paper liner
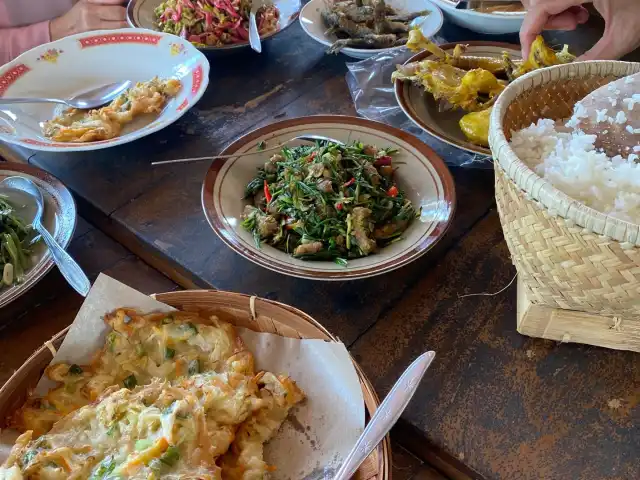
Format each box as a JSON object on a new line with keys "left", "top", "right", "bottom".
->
{"left": 1, "top": 274, "right": 365, "bottom": 480}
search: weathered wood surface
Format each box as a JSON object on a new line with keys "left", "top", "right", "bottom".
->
{"left": 352, "top": 212, "right": 640, "bottom": 480}
{"left": 0, "top": 13, "right": 639, "bottom": 480}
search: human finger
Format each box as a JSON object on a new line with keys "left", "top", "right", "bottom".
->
{"left": 85, "top": 20, "right": 129, "bottom": 32}
{"left": 93, "top": 5, "right": 127, "bottom": 21}
{"left": 520, "top": 0, "right": 586, "bottom": 57}
{"left": 86, "top": 0, "right": 127, "bottom": 5}
{"left": 544, "top": 6, "right": 589, "bottom": 29}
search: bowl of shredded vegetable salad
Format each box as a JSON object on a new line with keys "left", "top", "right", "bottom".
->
{"left": 127, "top": 0, "right": 301, "bottom": 50}
{"left": 202, "top": 116, "right": 456, "bottom": 280}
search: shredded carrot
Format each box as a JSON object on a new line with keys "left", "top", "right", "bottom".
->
{"left": 125, "top": 437, "right": 169, "bottom": 471}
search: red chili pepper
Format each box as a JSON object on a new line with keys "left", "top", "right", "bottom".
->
{"left": 263, "top": 180, "right": 272, "bottom": 204}
{"left": 387, "top": 186, "right": 399, "bottom": 197}
{"left": 374, "top": 156, "right": 393, "bottom": 166}
{"left": 306, "top": 151, "right": 318, "bottom": 162}
{"left": 343, "top": 178, "right": 356, "bottom": 187}
{"left": 336, "top": 203, "right": 343, "bottom": 211}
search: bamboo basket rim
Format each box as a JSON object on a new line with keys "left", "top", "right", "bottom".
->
{"left": 489, "top": 60, "right": 640, "bottom": 245}
{"left": 0, "top": 289, "right": 390, "bottom": 480}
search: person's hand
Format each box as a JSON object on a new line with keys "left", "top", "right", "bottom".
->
{"left": 520, "top": 0, "right": 640, "bottom": 61}
{"left": 50, "top": 0, "right": 128, "bottom": 41}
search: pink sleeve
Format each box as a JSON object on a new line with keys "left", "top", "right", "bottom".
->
{"left": 0, "top": 20, "right": 51, "bottom": 65}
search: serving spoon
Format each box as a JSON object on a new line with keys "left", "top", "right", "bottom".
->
{"left": 0, "top": 81, "right": 131, "bottom": 110}
{"left": 151, "top": 135, "right": 344, "bottom": 165}
{"left": 0, "top": 176, "right": 90, "bottom": 297}
{"left": 249, "top": 0, "right": 264, "bottom": 53}
{"left": 332, "top": 351, "right": 435, "bottom": 480}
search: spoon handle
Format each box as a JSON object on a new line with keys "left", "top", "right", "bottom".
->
{"left": 0, "top": 98, "right": 68, "bottom": 106}
{"left": 249, "top": 10, "right": 262, "bottom": 53}
{"left": 151, "top": 135, "right": 344, "bottom": 166}
{"left": 38, "top": 225, "right": 91, "bottom": 297}
{"left": 333, "top": 351, "right": 435, "bottom": 480}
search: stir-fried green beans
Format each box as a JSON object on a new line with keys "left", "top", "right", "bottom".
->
{"left": 0, "top": 197, "right": 36, "bottom": 287}
{"left": 241, "top": 141, "right": 417, "bottom": 265}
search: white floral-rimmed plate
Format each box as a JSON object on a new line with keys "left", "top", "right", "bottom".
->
{"left": 0, "top": 163, "right": 76, "bottom": 309}
{"left": 0, "top": 28, "right": 209, "bottom": 152}
{"left": 202, "top": 115, "right": 456, "bottom": 281}
{"left": 300, "top": 0, "right": 443, "bottom": 59}
{"left": 395, "top": 41, "right": 521, "bottom": 156}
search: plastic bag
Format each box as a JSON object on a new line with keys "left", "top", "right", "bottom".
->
{"left": 345, "top": 40, "right": 493, "bottom": 168}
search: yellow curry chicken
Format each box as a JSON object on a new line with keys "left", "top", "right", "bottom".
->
{"left": 393, "top": 30, "right": 575, "bottom": 147}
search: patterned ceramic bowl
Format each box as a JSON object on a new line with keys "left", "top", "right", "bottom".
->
{"left": 395, "top": 41, "right": 520, "bottom": 156}
{"left": 127, "top": 0, "right": 302, "bottom": 53}
{"left": 300, "top": 0, "right": 443, "bottom": 60}
{"left": 0, "top": 28, "right": 209, "bottom": 152}
{"left": 429, "top": 0, "right": 524, "bottom": 34}
{"left": 202, "top": 115, "right": 456, "bottom": 281}
{"left": 0, "top": 164, "right": 76, "bottom": 309}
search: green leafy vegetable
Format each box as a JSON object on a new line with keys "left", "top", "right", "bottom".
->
{"left": 160, "top": 445, "right": 180, "bottom": 466}
{"left": 68, "top": 364, "right": 83, "bottom": 375}
{"left": 90, "top": 455, "right": 116, "bottom": 479}
{"left": 0, "top": 197, "right": 37, "bottom": 287}
{"left": 123, "top": 374, "right": 137, "bottom": 389}
{"left": 240, "top": 142, "right": 416, "bottom": 264}
{"left": 188, "top": 359, "right": 200, "bottom": 376}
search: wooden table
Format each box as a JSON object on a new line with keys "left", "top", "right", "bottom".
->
{"left": 0, "top": 14, "right": 639, "bottom": 480}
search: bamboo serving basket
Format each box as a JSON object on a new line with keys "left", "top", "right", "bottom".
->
{"left": 489, "top": 61, "right": 640, "bottom": 351}
{"left": 0, "top": 290, "right": 390, "bottom": 480}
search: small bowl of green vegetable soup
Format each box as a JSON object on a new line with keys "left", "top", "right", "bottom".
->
{"left": 202, "top": 115, "right": 456, "bottom": 280}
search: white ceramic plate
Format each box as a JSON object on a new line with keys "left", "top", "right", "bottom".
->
{"left": 429, "top": 0, "right": 524, "bottom": 34}
{"left": 395, "top": 42, "right": 521, "bottom": 156}
{"left": 300, "top": 0, "right": 443, "bottom": 59}
{"left": 202, "top": 115, "right": 456, "bottom": 281}
{"left": 0, "top": 28, "right": 209, "bottom": 152}
{"left": 0, "top": 164, "right": 76, "bottom": 309}
{"left": 127, "top": 0, "right": 302, "bottom": 53}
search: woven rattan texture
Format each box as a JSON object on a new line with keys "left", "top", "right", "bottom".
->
{"left": 490, "top": 61, "right": 640, "bottom": 316}
{"left": 502, "top": 76, "right": 615, "bottom": 140}
{"left": 496, "top": 166, "right": 640, "bottom": 316}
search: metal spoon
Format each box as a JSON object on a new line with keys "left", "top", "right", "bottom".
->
{"left": 151, "top": 135, "right": 344, "bottom": 166}
{"left": 333, "top": 351, "right": 436, "bottom": 480}
{"left": 0, "top": 176, "right": 90, "bottom": 297}
{"left": 249, "top": 0, "right": 264, "bottom": 53}
{"left": 0, "top": 81, "right": 132, "bottom": 110}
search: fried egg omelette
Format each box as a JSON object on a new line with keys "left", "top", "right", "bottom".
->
{"left": 1, "top": 308, "right": 305, "bottom": 479}
{"left": 42, "top": 78, "right": 182, "bottom": 143}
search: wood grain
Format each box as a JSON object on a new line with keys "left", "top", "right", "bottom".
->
{"left": 351, "top": 211, "right": 640, "bottom": 480}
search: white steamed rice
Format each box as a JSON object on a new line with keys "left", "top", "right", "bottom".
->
{"left": 510, "top": 119, "right": 640, "bottom": 223}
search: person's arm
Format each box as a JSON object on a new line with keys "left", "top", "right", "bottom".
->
{"left": 0, "top": 21, "right": 51, "bottom": 65}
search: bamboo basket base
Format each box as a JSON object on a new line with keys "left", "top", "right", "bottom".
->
{"left": 516, "top": 277, "right": 640, "bottom": 352}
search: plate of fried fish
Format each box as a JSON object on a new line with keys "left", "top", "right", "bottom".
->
{"left": 300, "top": 0, "right": 443, "bottom": 58}
{"left": 0, "top": 29, "right": 209, "bottom": 152}
{"left": 393, "top": 31, "right": 575, "bottom": 155}
{"left": 0, "top": 275, "right": 384, "bottom": 479}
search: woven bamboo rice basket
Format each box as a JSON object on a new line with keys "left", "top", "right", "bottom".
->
{"left": 489, "top": 61, "right": 640, "bottom": 350}
{"left": 0, "top": 290, "right": 390, "bottom": 480}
